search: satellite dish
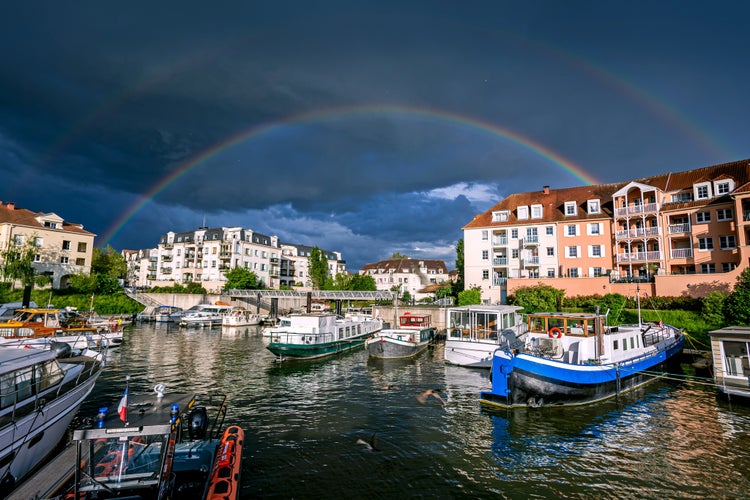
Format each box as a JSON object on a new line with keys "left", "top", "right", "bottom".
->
{"left": 154, "top": 383, "right": 166, "bottom": 397}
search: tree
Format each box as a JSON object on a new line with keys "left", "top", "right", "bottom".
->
{"left": 223, "top": 266, "right": 259, "bottom": 290}
{"left": 458, "top": 287, "right": 481, "bottom": 306}
{"left": 92, "top": 245, "right": 127, "bottom": 279}
{"left": 701, "top": 291, "right": 726, "bottom": 326}
{"left": 308, "top": 246, "right": 329, "bottom": 290}
{"left": 508, "top": 284, "right": 565, "bottom": 313}
{"left": 452, "top": 238, "right": 465, "bottom": 296}
{"left": 724, "top": 268, "right": 750, "bottom": 325}
{"left": 390, "top": 252, "right": 409, "bottom": 259}
{"left": 0, "top": 239, "right": 39, "bottom": 289}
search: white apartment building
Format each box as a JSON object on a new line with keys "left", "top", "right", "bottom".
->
{"left": 279, "top": 243, "right": 346, "bottom": 289}
{"left": 0, "top": 201, "right": 95, "bottom": 288}
{"left": 359, "top": 258, "right": 448, "bottom": 301}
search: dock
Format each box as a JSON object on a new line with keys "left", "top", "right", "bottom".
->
{"left": 9, "top": 443, "right": 77, "bottom": 499}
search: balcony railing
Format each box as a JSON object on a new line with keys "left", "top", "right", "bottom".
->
{"left": 670, "top": 248, "right": 693, "bottom": 259}
{"left": 668, "top": 223, "right": 691, "bottom": 234}
{"left": 493, "top": 257, "right": 507, "bottom": 266}
{"left": 493, "top": 278, "right": 507, "bottom": 286}
{"left": 615, "top": 227, "right": 661, "bottom": 239}
{"left": 616, "top": 251, "right": 662, "bottom": 262}
{"left": 523, "top": 256, "right": 540, "bottom": 266}
{"left": 492, "top": 237, "right": 508, "bottom": 246}
{"left": 523, "top": 235, "right": 539, "bottom": 245}
{"left": 614, "top": 202, "right": 659, "bottom": 217}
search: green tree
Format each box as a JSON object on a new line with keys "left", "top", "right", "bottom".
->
{"left": 0, "top": 238, "right": 39, "bottom": 289}
{"left": 401, "top": 290, "right": 412, "bottom": 305}
{"left": 452, "top": 238, "right": 464, "bottom": 296}
{"left": 390, "top": 252, "right": 409, "bottom": 259}
{"left": 508, "top": 284, "right": 565, "bottom": 313}
{"left": 223, "top": 266, "right": 259, "bottom": 290}
{"left": 458, "top": 287, "right": 481, "bottom": 306}
{"left": 350, "top": 274, "right": 376, "bottom": 291}
{"left": 724, "top": 268, "right": 750, "bottom": 325}
{"left": 92, "top": 245, "right": 127, "bottom": 279}
{"left": 308, "top": 246, "right": 329, "bottom": 290}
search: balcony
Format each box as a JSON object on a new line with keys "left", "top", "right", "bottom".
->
{"left": 493, "top": 278, "right": 507, "bottom": 286}
{"left": 523, "top": 235, "right": 539, "bottom": 246}
{"left": 670, "top": 248, "right": 693, "bottom": 259}
{"left": 492, "top": 236, "right": 508, "bottom": 246}
{"left": 615, "top": 227, "right": 661, "bottom": 239}
{"left": 160, "top": 267, "right": 172, "bottom": 274}
{"left": 614, "top": 202, "right": 659, "bottom": 217}
{"left": 523, "top": 256, "right": 540, "bottom": 266}
{"left": 616, "top": 251, "right": 662, "bottom": 263}
{"left": 493, "top": 257, "right": 508, "bottom": 266}
{"left": 668, "top": 223, "right": 691, "bottom": 234}
{"left": 162, "top": 255, "right": 173, "bottom": 262}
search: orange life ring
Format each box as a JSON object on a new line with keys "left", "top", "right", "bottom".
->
{"left": 548, "top": 327, "right": 563, "bottom": 339}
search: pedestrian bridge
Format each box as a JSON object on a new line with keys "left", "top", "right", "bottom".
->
{"left": 226, "top": 289, "right": 396, "bottom": 301}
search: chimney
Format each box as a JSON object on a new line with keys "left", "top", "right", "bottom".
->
{"left": 543, "top": 186, "right": 550, "bottom": 195}
{"left": 6, "top": 202, "right": 14, "bottom": 210}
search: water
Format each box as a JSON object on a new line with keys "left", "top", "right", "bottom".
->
{"left": 80, "top": 322, "right": 750, "bottom": 499}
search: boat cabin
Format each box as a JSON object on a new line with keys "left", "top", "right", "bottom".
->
{"left": 399, "top": 313, "right": 432, "bottom": 329}
{"left": 446, "top": 305, "right": 525, "bottom": 342}
{"left": 708, "top": 326, "right": 750, "bottom": 402}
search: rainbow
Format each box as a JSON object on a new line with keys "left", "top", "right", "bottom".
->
{"left": 99, "top": 104, "right": 598, "bottom": 246}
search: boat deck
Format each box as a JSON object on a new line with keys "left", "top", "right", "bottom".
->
{"left": 8, "top": 443, "right": 79, "bottom": 499}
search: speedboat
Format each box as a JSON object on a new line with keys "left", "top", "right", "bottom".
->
{"left": 480, "top": 311, "right": 685, "bottom": 408}
{"left": 152, "top": 305, "right": 184, "bottom": 323}
{"left": 179, "top": 303, "right": 233, "bottom": 327}
{"left": 222, "top": 308, "right": 263, "bottom": 327}
{"left": 444, "top": 305, "right": 527, "bottom": 368}
{"left": 265, "top": 313, "right": 383, "bottom": 360}
{"left": 0, "top": 346, "right": 103, "bottom": 496}
{"left": 0, "top": 308, "right": 119, "bottom": 350}
{"left": 365, "top": 312, "right": 436, "bottom": 359}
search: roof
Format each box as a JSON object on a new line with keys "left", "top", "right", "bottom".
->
{"left": 360, "top": 258, "right": 448, "bottom": 274}
{"left": 0, "top": 202, "right": 94, "bottom": 236}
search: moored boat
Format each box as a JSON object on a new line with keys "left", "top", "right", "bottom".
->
{"left": 63, "top": 386, "right": 244, "bottom": 499}
{"left": 265, "top": 313, "right": 383, "bottom": 360}
{"left": 0, "top": 347, "right": 103, "bottom": 496}
{"left": 480, "top": 311, "right": 685, "bottom": 408}
{"left": 179, "top": 303, "right": 233, "bottom": 327}
{"left": 222, "top": 308, "right": 263, "bottom": 327}
{"left": 708, "top": 326, "right": 750, "bottom": 403}
{"left": 365, "top": 312, "right": 436, "bottom": 359}
{"left": 0, "top": 308, "right": 120, "bottom": 350}
{"left": 444, "top": 305, "right": 527, "bottom": 368}
{"left": 153, "top": 305, "right": 184, "bottom": 323}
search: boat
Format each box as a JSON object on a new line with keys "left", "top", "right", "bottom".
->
{"left": 365, "top": 312, "right": 436, "bottom": 359}
{"left": 152, "top": 305, "right": 184, "bottom": 323}
{"left": 60, "top": 385, "right": 244, "bottom": 499}
{"left": 0, "top": 308, "right": 121, "bottom": 350}
{"left": 179, "top": 303, "right": 233, "bottom": 327}
{"left": 0, "top": 346, "right": 103, "bottom": 496}
{"left": 444, "top": 305, "right": 527, "bottom": 368}
{"left": 222, "top": 308, "right": 263, "bottom": 327}
{"left": 264, "top": 313, "right": 383, "bottom": 360}
{"left": 480, "top": 310, "right": 686, "bottom": 408}
{"left": 707, "top": 326, "right": 750, "bottom": 403}
{"left": 0, "top": 301, "right": 37, "bottom": 321}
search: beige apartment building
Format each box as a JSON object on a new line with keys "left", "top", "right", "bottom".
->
{"left": 359, "top": 258, "right": 449, "bottom": 301}
{"left": 464, "top": 159, "right": 750, "bottom": 303}
{"left": 0, "top": 201, "right": 95, "bottom": 288}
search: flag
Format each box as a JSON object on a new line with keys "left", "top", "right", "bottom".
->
{"left": 117, "top": 386, "right": 128, "bottom": 422}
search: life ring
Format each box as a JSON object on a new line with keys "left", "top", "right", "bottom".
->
{"left": 548, "top": 327, "right": 563, "bottom": 339}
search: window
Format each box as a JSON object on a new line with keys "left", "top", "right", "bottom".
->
{"left": 567, "top": 246, "right": 578, "bottom": 258}
{"left": 696, "top": 212, "right": 711, "bottom": 223}
{"left": 723, "top": 262, "right": 737, "bottom": 272}
{"left": 531, "top": 204, "right": 543, "bottom": 219}
{"left": 547, "top": 268, "right": 555, "bottom": 278}
{"left": 511, "top": 249, "right": 519, "bottom": 259}
{"left": 13, "top": 235, "right": 24, "bottom": 246}
{"left": 720, "top": 235, "right": 736, "bottom": 249}
{"left": 60, "top": 256, "right": 69, "bottom": 264}
{"left": 33, "top": 254, "right": 41, "bottom": 262}
{"left": 695, "top": 183, "right": 710, "bottom": 200}
{"left": 492, "top": 211, "right": 509, "bottom": 222}
{"left": 671, "top": 192, "right": 692, "bottom": 203}
{"left": 587, "top": 223, "right": 601, "bottom": 235}
{"left": 546, "top": 247, "right": 554, "bottom": 256}
{"left": 587, "top": 199, "right": 601, "bottom": 214}
{"left": 564, "top": 201, "right": 577, "bottom": 216}
{"left": 569, "top": 268, "right": 579, "bottom": 278}
{"left": 517, "top": 206, "right": 529, "bottom": 220}
{"left": 34, "top": 237, "right": 43, "bottom": 247}
{"left": 481, "top": 230, "right": 488, "bottom": 240}
{"left": 717, "top": 209, "right": 733, "bottom": 221}
{"left": 77, "top": 242, "right": 87, "bottom": 252}
{"left": 76, "top": 258, "right": 85, "bottom": 266}
{"left": 592, "top": 267, "right": 603, "bottom": 277}
{"left": 698, "top": 238, "right": 713, "bottom": 251}
{"left": 43, "top": 221, "right": 58, "bottom": 229}
{"left": 482, "top": 250, "right": 489, "bottom": 260}
{"left": 566, "top": 225, "right": 577, "bottom": 236}
{"left": 701, "top": 263, "right": 716, "bottom": 273}
{"left": 511, "top": 229, "right": 518, "bottom": 239}
{"left": 546, "top": 226, "right": 554, "bottom": 235}
{"left": 62, "top": 240, "right": 71, "bottom": 250}
{"left": 482, "top": 270, "right": 489, "bottom": 280}
{"left": 590, "top": 245, "right": 602, "bottom": 257}
{"left": 715, "top": 181, "right": 732, "bottom": 195}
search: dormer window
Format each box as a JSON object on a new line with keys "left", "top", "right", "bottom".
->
{"left": 492, "top": 210, "right": 509, "bottom": 222}
{"left": 587, "top": 199, "right": 601, "bottom": 214}
{"left": 695, "top": 182, "right": 711, "bottom": 200}
{"left": 715, "top": 179, "right": 734, "bottom": 195}
{"left": 564, "top": 201, "right": 578, "bottom": 216}
{"left": 531, "top": 204, "right": 543, "bottom": 219}
{"left": 517, "top": 206, "right": 529, "bottom": 220}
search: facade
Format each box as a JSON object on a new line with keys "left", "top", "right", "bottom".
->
{"left": 0, "top": 201, "right": 95, "bottom": 288}
{"left": 359, "top": 258, "right": 449, "bottom": 301}
{"left": 463, "top": 159, "right": 750, "bottom": 303}
{"left": 124, "top": 226, "right": 345, "bottom": 291}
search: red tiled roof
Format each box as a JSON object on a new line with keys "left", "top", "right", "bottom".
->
{"left": 0, "top": 203, "right": 94, "bottom": 236}
{"left": 360, "top": 258, "right": 447, "bottom": 273}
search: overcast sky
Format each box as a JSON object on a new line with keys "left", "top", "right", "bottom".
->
{"left": 1, "top": 1, "right": 747, "bottom": 270}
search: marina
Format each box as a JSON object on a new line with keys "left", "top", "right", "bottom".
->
{"left": 9, "top": 321, "right": 750, "bottom": 498}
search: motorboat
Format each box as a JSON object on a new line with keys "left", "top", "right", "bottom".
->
{"left": 179, "top": 303, "right": 233, "bottom": 327}
{"left": 444, "top": 305, "right": 527, "bottom": 368}
{"left": 265, "top": 313, "right": 383, "bottom": 360}
{"left": 0, "top": 308, "right": 121, "bottom": 350}
{"left": 0, "top": 346, "right": 103, "bottom": 496}
{"left": 152, "top": 305, "right": 184, "bottom": 323}
{"left": 222, "top": 308, "right": 263, "bottom": 327}
{"left": 480, "top": 311, "right": 685, "bottom": 408}
{"left": 365, "top": 312, "right": 435, "bottom": 359}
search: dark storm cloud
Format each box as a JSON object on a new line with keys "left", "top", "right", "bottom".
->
{"left": 0, "top": 1, "right": 748, "bottom": 269}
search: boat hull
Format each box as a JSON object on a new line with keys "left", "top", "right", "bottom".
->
{"left": 444, "top": 339, "right": 500, "bottom": 368}
{"left": 366, "top": 337, "right": 430, "bottom": 359}
{"left": 481, "top": 334, "right": 685, "bottom": 408}
{"left": 266, "top": 335, "right": 371, "bottom": 360}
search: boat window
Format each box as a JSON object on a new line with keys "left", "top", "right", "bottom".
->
{"left": 15, "top": 368, "right": 34, "bottom": 401}
{"left": 35, "top": 360, "right": 64, "bottom": 392}
{"left": 721, "top": 341, "right": 750, "bottom": 377}
{"left": 0, "top": 373, "right": 14, "bottom": 408}
{"left": 613, "top": 340, "right": 619, "bottom": 350}
{"left": 623, "top": 338, "right": 628, "bottom": 351}
{"left": 630, "top": 337, "right": 635, "bottom": 349}
{"left": 82, "top": 434, "right": 168, "bottom": 489}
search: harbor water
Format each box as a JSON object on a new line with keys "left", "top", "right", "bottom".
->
{"left": 79, "top": 322, "right": 750, "bottom": 499}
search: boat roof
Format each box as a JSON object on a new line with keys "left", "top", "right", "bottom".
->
{"left": 709, "top": 326, "right": 750, "bottom": 339}
{"left": 12, "top": 308, "right": 60, "bottom": 314}
{"left": 0, "top": 347, "right": 57, "bottom": 374}
{"left": 448, "top": 304, "right": 523, "bottom": 313}
{"left": 526, "top": 312, "right": 602, "bottom": 320}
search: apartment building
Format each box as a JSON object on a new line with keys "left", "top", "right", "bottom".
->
{"left": 359, "top": 258, "right": 448, "bottom": 301}
{"left": 464, "top": 159, "right": 750, "bottom": 303}
{"left": 125, "top": 226, "right": 345, "bottom": 291}
{"left": 0, "top": 201, "right": 95, "bottom": 288}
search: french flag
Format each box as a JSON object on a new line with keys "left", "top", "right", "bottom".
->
{"left": 117, "top": 386, "right": 128, "bottom": 422}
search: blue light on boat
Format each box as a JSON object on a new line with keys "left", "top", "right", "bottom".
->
{"left": 97, "top": 407, "right": 107, "bottom": 428}
{"left": 170, "top": 403, "right": 179, "bottom": 423}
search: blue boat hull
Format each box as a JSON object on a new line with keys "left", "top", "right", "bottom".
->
{"left": 481, "top": 334, "right": 685, "bottom": 408}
